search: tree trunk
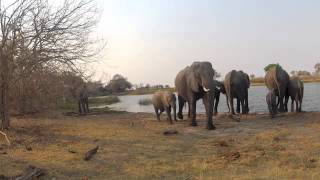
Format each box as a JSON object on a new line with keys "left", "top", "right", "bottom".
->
{"left": 0, "top": 54, "right": 10, "bottom": 130}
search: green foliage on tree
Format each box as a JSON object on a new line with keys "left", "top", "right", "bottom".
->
{"left": 107, "top": 74, "right": 132, "bottom": 93}
{"left": 264, "top": 63, "right": 282, "bottom": 72}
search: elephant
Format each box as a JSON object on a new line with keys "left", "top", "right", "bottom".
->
{"left": 265, "top": 66, "right": 290, "bottom": 112}
{"left": 152, "top": 91, "right": 177, "bottom": 123}
{"left": 266, "top": 89, "right": 277, "bottom": 118}
{"left": 212, "top": 80, "right": 226, "bottom": 115}
{"left": 78, "top": 84, "right": 89, "bottom": 114}
{"left": 175, "top": 61, "right": 217, "bottom": 130}
{"left": 224, "top": 70, "right": 250, "bottom": 115}
{"left": 286, "top": 78, "right": 304, "bottom": 112}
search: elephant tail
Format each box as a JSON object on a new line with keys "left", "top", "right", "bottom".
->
{"left": 274, "top": 71, "right": 281, "bottom": 98}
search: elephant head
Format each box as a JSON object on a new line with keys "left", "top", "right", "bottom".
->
{"left": 214, "top": 80, "right": 226, "bottom": 94}
{"left": 187, "top": 61, "right": 215, "bottom": 93}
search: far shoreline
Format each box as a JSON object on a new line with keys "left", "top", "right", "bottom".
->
{"left": 116, "top": 81, "right": 320, "bottom": 96}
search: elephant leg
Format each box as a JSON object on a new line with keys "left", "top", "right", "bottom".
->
{"left": 229, "top": 96, "right": 235, "bottom": 115}
{"left": 172, "top": 104, "right": 177, "bottom": 122}
{"left": 240, "top": 99, "right": 245, "bottom": 114}
{"left": 295, "top": 96, "right": 299, "bottom": 113}
{"left": 203, "top": 93, "right": 215, "bottom": 130}
{"left": 291, "top": 99, "right": 294, "bottom": 112}
{"left": 299, "top": 98, "right": 302, "bottom": 112}
{"left": 245, "top": 90, "right": 249, "bottom": 114}
{"left": 213, "top": 93, "right": 220, "bottom": 116}
{"left": 187, "top": 102, "right": 191, "bottom": 118}
{"left": 236, "top": 98, "right": 240, "bottom": 114}
{"left": 165, "top": 106, "right": 173, "bottom": 124}
{"left": 177, "top": 95, "right": 184, "bottom": 120}
{"left": 81, "top": 101, "right": 87, "bottom": 115}
{"left": 284, "top": 95, "right": 289, "bottom": 112}
{"left": 279, "top": 96, "right": 285, "bottom": 113}
{"left": 189, "top": 97, "right": 197, "bottom": 127}
{"left": 85, "top": 99, "right": 89, "bottom": 113}
{"left": 154, "top": 107, "right": 160, "bottom": 121}
{"left": 78, "top": 100, "right": 83, "bottom": 114}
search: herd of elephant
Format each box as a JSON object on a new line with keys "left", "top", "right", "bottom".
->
{"left": 152, "top": 61, "right": 304, "bottom": 130}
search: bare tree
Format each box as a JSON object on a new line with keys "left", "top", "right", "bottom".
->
{"left": 0, "top": 0, "right": 100, "bottom": 129}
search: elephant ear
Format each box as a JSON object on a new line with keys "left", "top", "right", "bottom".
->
{"left": 187, "top": 62, "right": 201, "bottom": 92}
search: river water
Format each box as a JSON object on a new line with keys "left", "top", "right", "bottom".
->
{"left": 108, "top": 83, "right": 320, "bottom": 113}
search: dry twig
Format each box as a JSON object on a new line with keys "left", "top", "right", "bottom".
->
{"left": 0, "top": 131, "right": 10, "bottom": 145}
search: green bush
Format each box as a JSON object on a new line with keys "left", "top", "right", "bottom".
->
{"left": 89, "top": 96, "right": 120, "bottom": 105}
{"left": 138, "top": 98, "right": 152, "bottom": 106}
{"left": 264, "top": 63, "right": 282, "bottom": 72}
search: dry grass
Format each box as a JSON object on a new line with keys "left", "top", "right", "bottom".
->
{"left": 1, "top": 111, "right": 320, "bottom": 179}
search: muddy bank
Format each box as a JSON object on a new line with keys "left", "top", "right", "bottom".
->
{"left": 1, "top": 111, "right": 320, "bottom": 179}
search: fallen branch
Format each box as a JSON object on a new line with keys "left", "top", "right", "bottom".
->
{"left": 0, "top": 131, "right": 10, "bottom": 146}
{"left": 84, "top": 146, "right": 99, "bottom": 161}
{"left": 163, "top": 129, "right": 178, "bottom": 135}
{"left": 0, "top": 166, "right": 46, "bottom": 180}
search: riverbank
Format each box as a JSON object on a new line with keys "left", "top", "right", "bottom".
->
{"left": 1, "top": 111, "right": 320, "bottom": 179}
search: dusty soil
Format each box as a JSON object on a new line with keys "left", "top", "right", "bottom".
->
{"left": 1, "top": 111, "right": 320, "bottom": 179}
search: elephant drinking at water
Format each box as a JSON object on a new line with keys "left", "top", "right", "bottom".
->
{"left": 265, "top": 65, "right": 290, "bottom": 112}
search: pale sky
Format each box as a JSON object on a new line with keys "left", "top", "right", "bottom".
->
{"left": 93, "top": 0, "right": 320, "bottom": 85}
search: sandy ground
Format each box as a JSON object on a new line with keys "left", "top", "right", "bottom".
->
{"left": 1, "top": 111, "right": 320, "bottom": 179}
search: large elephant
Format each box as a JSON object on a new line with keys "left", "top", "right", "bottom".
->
{"left": 224, "top": 70, "right": 250, "bottom": 115}
{"left": 286, "top": 78, "right": 304, "bottom": 112}
{"left": 265, "top": 66, "right": 290, "bottom": 112}
{"left": 152, "top": 91, "right": 177, "bottom": 123}
{"left": 175, "top": 61, "right": 216, "bottom": 130}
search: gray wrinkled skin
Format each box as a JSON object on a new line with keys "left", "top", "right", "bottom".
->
{"left": 174, "top": 61, "right": 216, "bottom": 130}
{"left": 266, "top": 90, "right": 277, "bottom": 118}
{"left": 265, "top": 66, "right": 290, "bottom": 112}
{"left": 224, "top": 70, "right": 250, "bottom": 115}
{"left": 286, "top": 78, "right": 304, "bottom": 112}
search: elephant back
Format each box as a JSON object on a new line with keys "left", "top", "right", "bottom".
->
{"left": 152, "top": 91, "right": 164, "bottom": 108}
{"left": 265, "top": 67, "right": 278, "bottom": 90}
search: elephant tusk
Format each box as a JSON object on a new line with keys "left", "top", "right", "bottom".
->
{"left": 203, "top": 86, "right": 210, "bottom": 92}
{"left": 216, "top": 86, "right": 221, "bottom": 91}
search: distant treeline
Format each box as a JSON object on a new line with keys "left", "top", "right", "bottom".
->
{"left": 250, "top": 63, "right": 320, "bottom": 85}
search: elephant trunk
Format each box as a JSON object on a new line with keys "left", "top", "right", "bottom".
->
{"left": 202, "top": 78, "right": 215, "bottom": 93}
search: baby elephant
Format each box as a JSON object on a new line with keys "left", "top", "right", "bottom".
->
{"left": 266, "top": 90, "right": 277, "bottom": 118}
{"left": 287, "top": 78, "right": 304, "bottom": 112}
{"left": 152, "top": 91, "right": 177, "bottom": 124}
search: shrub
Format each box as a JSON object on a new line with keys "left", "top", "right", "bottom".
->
{"left": 138, "top": 98, "right": 152, "bottom": 106}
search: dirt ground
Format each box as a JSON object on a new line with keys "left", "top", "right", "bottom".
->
{"left": 1, "top": 111, "right": 320, "bottom": 179}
